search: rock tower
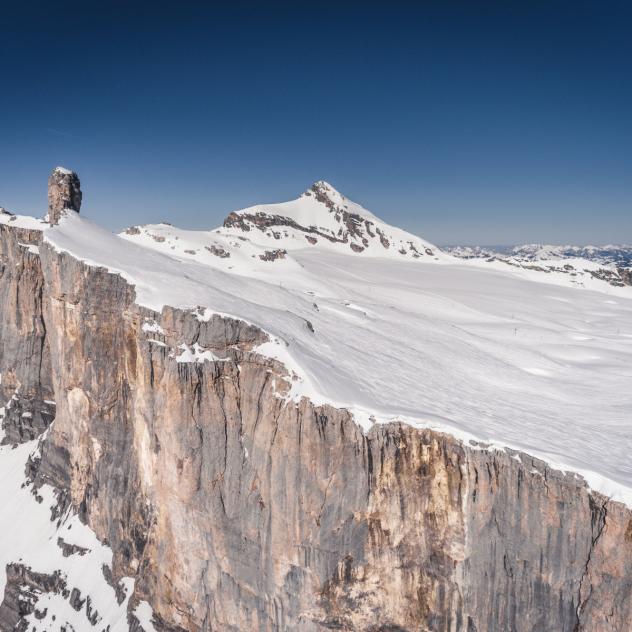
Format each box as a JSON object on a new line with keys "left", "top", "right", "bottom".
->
{"left": 48, "top": 166, "right": 81, "bottom": 225}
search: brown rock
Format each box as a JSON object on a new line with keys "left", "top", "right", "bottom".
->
{"left": 48, "top": 166, "right": 82, "bottom": 225}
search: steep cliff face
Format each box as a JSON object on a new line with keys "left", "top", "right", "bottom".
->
{"left": 1, "top": 175, "right": 632, "bottom": 631}
{"left": 0, "top": 222, "right": 54, "bottom": 444}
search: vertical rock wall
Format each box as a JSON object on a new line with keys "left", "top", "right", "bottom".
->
{"left": 0, "top": 224, "right": 54, "bottom": 443}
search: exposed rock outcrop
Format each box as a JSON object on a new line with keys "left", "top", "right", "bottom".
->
{"left": 47, "top": 166, "right": 82, "bottom": 225}
{"left": 222, "top": 181, "right": 435, "bottom": 258}
{"left": 0, "top": 564, "right": 68, "bottom": 631}
{"left": 618, "top": 267, "right": 632, "bottom": 286}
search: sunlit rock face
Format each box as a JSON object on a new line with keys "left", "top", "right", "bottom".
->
{"left": 48, "top": 166, "right": 82, "bottom": 225}
{"left": 0, "top": 222, "right": 54, "bottom": 445}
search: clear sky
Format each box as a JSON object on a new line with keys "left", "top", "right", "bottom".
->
{"left": 0, "top": 1, "right": 630, "bottom": 245}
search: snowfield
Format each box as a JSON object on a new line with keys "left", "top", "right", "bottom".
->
{"left": 40, "top": 182, "right": 632, "bottom": 506}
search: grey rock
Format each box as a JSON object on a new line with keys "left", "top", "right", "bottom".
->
{"left": 0, "top": 564, "right": 67, "bottom": 631}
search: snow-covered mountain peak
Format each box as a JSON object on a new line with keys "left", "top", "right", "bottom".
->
{"left": 218, "top": 182, "right": 444, "bottom": 260}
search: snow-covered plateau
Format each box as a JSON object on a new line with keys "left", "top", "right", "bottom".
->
{"left": 40, "top": 180, "right": 632, "bottom": 504}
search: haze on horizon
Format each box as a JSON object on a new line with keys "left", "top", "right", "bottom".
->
{"left": 0, "top": 1, "right": 630, "bottom": 246}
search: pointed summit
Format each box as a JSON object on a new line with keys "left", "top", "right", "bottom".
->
{"left": 302, "top": 180, "right": 346, "bottom": 210}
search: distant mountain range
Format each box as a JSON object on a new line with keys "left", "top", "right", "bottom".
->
{"left": 444, "top": 243, "right": 632, "bottom": 267}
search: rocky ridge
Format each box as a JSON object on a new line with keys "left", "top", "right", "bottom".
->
{"left": 0, "top": 169, "right": 631, "bottom": 631}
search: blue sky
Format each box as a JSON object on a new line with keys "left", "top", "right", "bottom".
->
{"left": 0, "top": 1, "right": 630, "bottom": 244}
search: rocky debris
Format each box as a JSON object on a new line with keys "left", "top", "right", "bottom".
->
{"left": 490, "top": 257, "right": 632, "bottom": 288}
{"left": 586, "top": 267, "right": 628, "bottom": 286}
{"left": 1, "top": 397, "right": 55, "bottom": 445}
{"left": 376, "top": 226, "right": 390, "bottom": 248}
{"left": 205, "top": 244, "right": 231, "bottom": 258}
{"left": 619, "top": 267, "right": 632, "bottom": 285}
{"left": 57, "top": 536, "right": 89, "bottom": 557}
{"left": 225, "top": 208, "right": 383, "bottom": 252}
{"left": 48, "top": 166, "right": 82, "bottom": 225}
{"left": 125, "top": 226, "right": 141, "bottom": 235}
{"left": 69, "top": 587, "right": 85, "bottom": 611}
{"left": 0, "top": 561, "right": 105, "bottom": 630}
{"left": 102, "top": 565, "right": 128, "bottom": 605}
{"left": 0, "top": 564, "right": 68, "bottom": 631}
{"left": 259, "top": 248, "right": 287, "bottom": 261}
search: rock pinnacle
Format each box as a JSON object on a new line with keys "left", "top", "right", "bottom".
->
{"left": 48, "top": 166, "right": 82, "bottom": 225}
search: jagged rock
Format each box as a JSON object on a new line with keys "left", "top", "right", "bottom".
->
{"left": 102, "top": 564, "right": 128, "bottom": 605}
{"left": 0, "top": 564, "right": 67, "bottom": 631}
{"left": 47, "top": 166, "right": 81, "bottom": 225}
{"left": 205, "top": 244, "right": 231, "bottom": 258}
{"left": 57, "top": 536, "right": 89, "bottom": 557}
{"left": 259, "top": 248, "right": 287, "bottom": 261}
{"left": 618, "top": 267, "right": 632, "bottom": 285}
{"left": 69, "top": 587, "right": 85, "bottom": 611}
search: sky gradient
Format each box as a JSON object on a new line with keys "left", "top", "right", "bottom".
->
{"left": 1, "top": 1, "right": 630, "bottom": 245}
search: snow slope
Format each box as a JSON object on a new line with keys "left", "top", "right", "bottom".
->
{"left": 0, "top": 430, "right": 138, "bottom": 631}
{"left": 41, "top": 182, "right": 632, "bottom": 505}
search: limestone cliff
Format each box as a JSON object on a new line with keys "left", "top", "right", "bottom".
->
{"left": 0, "top": 171, "right": 631, "bottom": 631}
{"left": 0, "top": 222, "right": 54, "bottom": 444}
